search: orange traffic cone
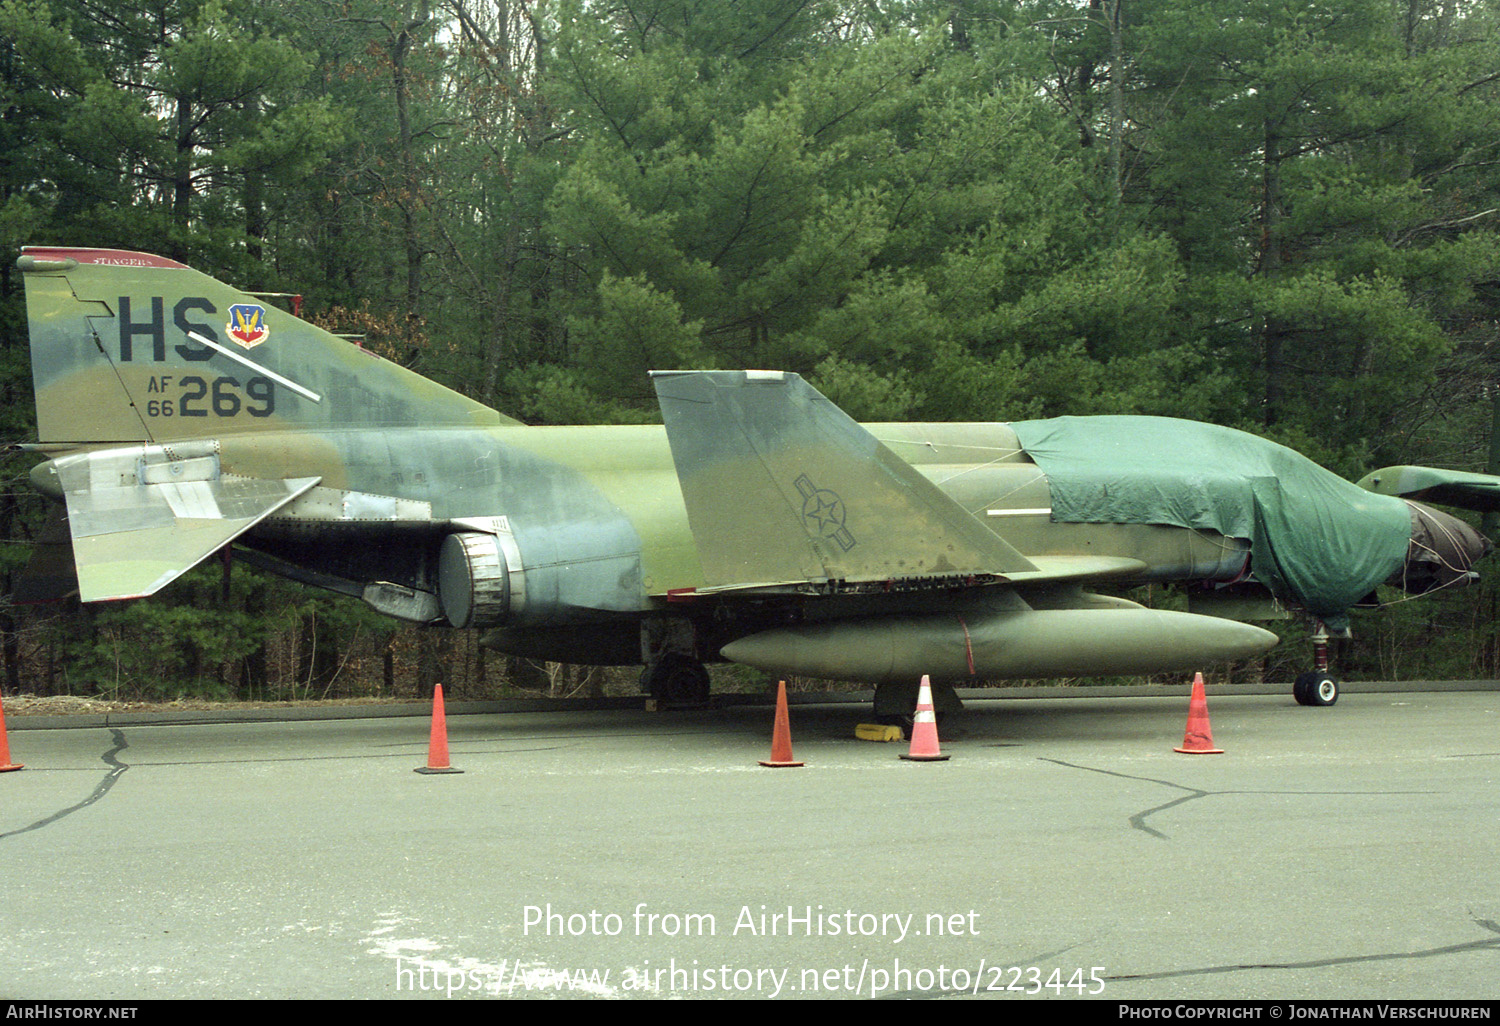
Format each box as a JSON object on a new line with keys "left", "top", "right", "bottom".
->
{"left": 0, "top": 689, "right": 21, "bottom": 773}
{"left": 1174, "top": 672, "right": 1224, "bottom": 754}
{"left": 414, "top": 683, "right": 463, "bottom": 774}
{"left": 760, "top": 681, "right": 804, "bottom": 767}
{"left": 900, "top": 675, "right": 950, "bottom": 762}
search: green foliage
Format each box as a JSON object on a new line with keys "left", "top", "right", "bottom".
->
{"left": 568, "top": 270, "right": 706, "bottom": 396}
{"left": 809, "top": 354, "right": 923, "bottom": 421}
{"left": 910, "top": 341, "right": 1036, "bottom": 422}
{"left": 5, "top": 0, "right": 1500, "bottom": 696}
{"left": 502, "top": 363, "right": 660, "bottom": 425}
{"left": 39, "top": 565, "right": 260, "bottom": 699}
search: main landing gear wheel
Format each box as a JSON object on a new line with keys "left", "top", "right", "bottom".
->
{"left": 642, "top": 652, "right": 711, "bottom": 706}
{"left": 1293, "top": 672, "right": 1339, "bottom": 706}
{"left": 872, "top": 679, "right": 962, "bottom": 728}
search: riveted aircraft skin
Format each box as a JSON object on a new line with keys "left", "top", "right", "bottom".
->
{"left": 14, "top": 248, "right": 1488, "bottom": 691}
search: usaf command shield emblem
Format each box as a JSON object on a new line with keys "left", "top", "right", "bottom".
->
{"left": 226, "top": 304, "right": 269, "bottom": 349}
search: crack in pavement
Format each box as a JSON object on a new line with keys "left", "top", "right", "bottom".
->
{"left": 0, "top": 728, "right": 129, "bottom": 841}
{"left": 1040, "top": 758, "right": 1433, "bottom": 840}
{"left": 887, "top": 921, "right": 1500, "bottom": 997}
{"left": 1109, "top": 916, "right": 1500, "bottom": 982}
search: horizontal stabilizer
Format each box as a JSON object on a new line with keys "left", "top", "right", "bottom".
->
{"left": 47, "top": 442, "right": 318, "bottom": 601}
{"left": 651, "top": 370, "right": 1037, "bottom": 588}
{"left": 1357, "top": 465, "right": 1500, "bottom": 512}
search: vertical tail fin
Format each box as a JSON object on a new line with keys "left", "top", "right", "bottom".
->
{"left": 18, "top": 247, "right": 509, "bottom": 444}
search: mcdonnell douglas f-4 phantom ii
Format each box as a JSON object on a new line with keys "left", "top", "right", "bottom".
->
{"left": 11, "top": 248, "right": 1493, "bottom": 713}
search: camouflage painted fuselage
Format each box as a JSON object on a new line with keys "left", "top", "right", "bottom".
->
{"left": 221, "top": 420, "right": 1253, "bottom": 664}
{"left": 36, "top": 246, "right": 1427, "bottom": 684}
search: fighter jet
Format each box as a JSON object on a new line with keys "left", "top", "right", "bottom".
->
{"left": 11, "top": 248, "right": 1491, "bottom": 713}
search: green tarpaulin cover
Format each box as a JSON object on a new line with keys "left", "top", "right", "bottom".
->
{"left": 1010, "top": 416, "right": 1412, "bottom": 621}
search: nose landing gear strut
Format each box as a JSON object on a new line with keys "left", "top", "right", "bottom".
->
{"left": 1292, "top": 618, "right": 1340, "bottom": 706}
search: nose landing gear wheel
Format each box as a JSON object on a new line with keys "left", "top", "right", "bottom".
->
{"left": 1293, "top": 672, "right": 1339, "bottom": 706}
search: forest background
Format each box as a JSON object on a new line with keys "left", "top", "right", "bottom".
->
{"left": 2, "top": 0, "right": 1500, "bottom": 702}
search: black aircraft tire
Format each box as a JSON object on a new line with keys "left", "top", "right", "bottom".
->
{"left": 1309, "top": 675, "right": 1339, "bottom": 706}
{"left": 646, "top": 653, "right": 711, "bottom": 706}
{"left": 1293, "top": 674, "right": 1312, "bottom": 705}
{"left": 1294, "top": 672, "right": 1338, "bottom": 707}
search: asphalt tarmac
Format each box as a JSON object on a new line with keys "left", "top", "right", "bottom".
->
{"left": 1, "top": 686, "right": 1497, "bottom": 1001}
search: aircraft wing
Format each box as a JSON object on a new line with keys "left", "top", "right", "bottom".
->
{"left": 651, "top": 370, "right": 1134, "bottom": 592}
{"left": 1357, "top": 465, "right": 1500, "bottom": 512}
{"left": 27, "top": 442, "right": 318, "bottom": 602}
